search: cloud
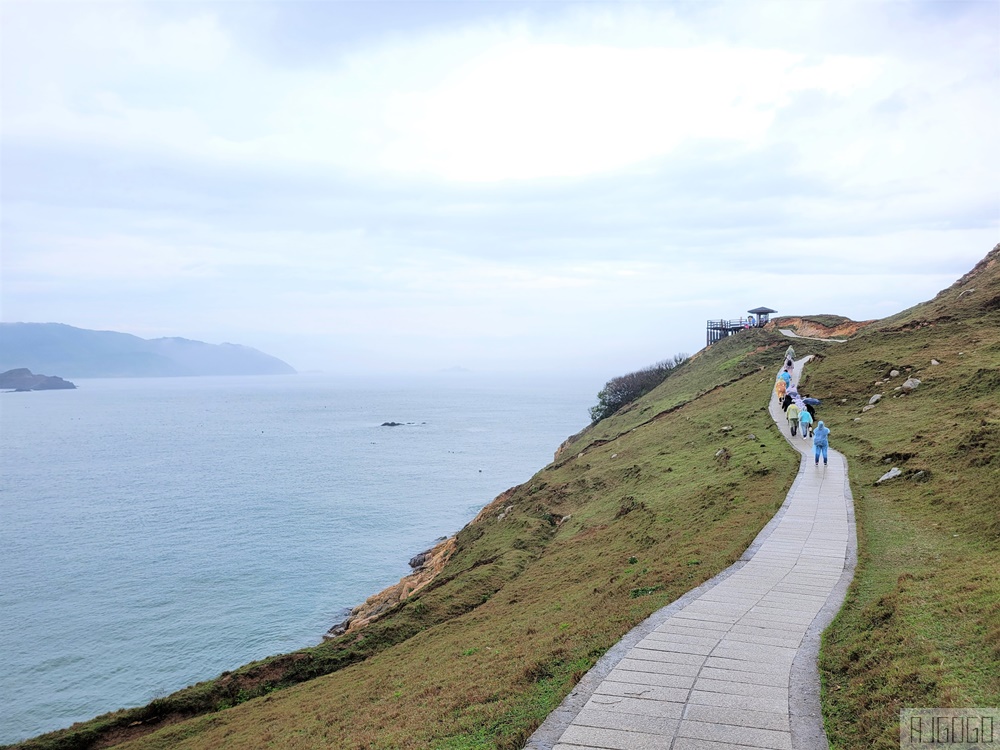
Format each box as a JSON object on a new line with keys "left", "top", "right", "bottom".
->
{"left": 1, "top": 1, "right": 997, "bottom": 375}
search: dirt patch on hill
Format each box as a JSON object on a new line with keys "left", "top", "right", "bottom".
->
{"left": 771, "top": 316, "right": 874, "bottom": 339}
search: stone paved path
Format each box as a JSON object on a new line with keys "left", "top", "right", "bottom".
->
{"left": 525, "top": 358, "right": 856, "bottom": 750}
{"left": 777, "top": 329, "right": 847, "bottom": 343}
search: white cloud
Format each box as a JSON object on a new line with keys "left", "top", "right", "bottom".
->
{"left": 1, "top": 2, "right": 882, "bottom": 181}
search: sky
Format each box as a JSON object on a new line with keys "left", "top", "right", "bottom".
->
{"left": 2, "top": 0, "right": 998, "bottom": 379}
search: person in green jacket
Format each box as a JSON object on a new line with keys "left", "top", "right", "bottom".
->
{"left": 786, "top": 402, "right": 800, "bottom": 436}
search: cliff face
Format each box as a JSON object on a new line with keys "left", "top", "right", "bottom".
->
{"left": 326, "top": 536, "right": 458, "bottom": 637}
{"left": 0, "top": 368, "right": 76, "bottom": 391}
{"left": 325, "top": 486, "right": 529, "bottom": 637}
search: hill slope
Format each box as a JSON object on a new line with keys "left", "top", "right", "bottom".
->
{"left": 0, "top": 323, "right": 296, "bottom": 378}
{"left": 12, "top": 244, "right": 999, "bottom": 750}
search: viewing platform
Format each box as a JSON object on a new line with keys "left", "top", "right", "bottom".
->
{"left": 706, "top": 307, "right": 776, "bottom": 347}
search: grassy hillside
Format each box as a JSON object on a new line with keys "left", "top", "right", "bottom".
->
{"left": 806, "top": 246, "right": 1000, "bottom": 749}
{"left": 12, "top": 245, "right": 999, "bottom": 750}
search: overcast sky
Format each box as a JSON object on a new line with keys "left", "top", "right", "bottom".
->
{"left": 2, "top": 1, "right": 997, "bottom": 378}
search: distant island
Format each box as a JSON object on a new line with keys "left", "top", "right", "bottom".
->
{"left": 0, "top": 323, "right": 296, "bottom": 378}
{"left": 0, "top": 368, "right": 76, "bottom": 391}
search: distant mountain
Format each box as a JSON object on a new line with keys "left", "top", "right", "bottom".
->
{"left": 0, "top": 323, "right": 296, "bottom": 378}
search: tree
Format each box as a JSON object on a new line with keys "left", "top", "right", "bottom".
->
{"left": 589, "top": 353, "right": 688, "bottom": 423}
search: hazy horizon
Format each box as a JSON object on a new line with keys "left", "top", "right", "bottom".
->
{"left": 2, "top": 1, "right": 997, "bottom": 379}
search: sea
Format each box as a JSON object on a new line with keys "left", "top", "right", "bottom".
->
{"left": 0, "top": 373, "right": 596, "bottom": 744}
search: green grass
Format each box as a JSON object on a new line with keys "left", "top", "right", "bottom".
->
{"left": 802, "top": 248, "right": 1000, "bottom": 749}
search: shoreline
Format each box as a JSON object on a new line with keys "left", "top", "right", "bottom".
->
{"left": 323, "top": 485, "right": 521, "bottom": 639}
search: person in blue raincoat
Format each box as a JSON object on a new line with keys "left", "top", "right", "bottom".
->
{"left": 798, "top": 407, "right": 813, "bottom": 441}
{"left": 813, "top": 421, "right": 831, "bottom": 466}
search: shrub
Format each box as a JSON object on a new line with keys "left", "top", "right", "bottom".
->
{"left": 589, "top": 353, "right": 688, "bottom": 423}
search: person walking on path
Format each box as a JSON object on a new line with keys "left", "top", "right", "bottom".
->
{"left": 799, "top": 407, "right": 814, "bottom": 440}
{"left": 776, "top": 378, "right": 787, "bottom": 401}
{"left": 813, "top": 420, "right": 831, "bottom": 466}
{"left": 787, "top": 402, "right": 800, "bottom": 436}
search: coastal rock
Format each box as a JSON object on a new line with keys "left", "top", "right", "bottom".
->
{"left": 327, "top": 485, "right": 522, "bottom": 639}
{"left": 0, "top": 368, "right": 76, "bottom": 391}
{"left": 326, "top": 536, "right": 457, "bottom": 638}
{"left": 409, "top": 551, "right": 430, "bottom": 569}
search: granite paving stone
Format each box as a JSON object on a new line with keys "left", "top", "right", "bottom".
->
{"left": 573, "top": 708, "right": 681, "bottom": 735}
{"left": 604, "top": 669, "right": 695, "bottom": 689}
{"left": 676, "top": 719, "right": 793, "bottom": 749}
{"left": 683, "top": 704, "right": 790, "bottom": 731}
{"left": 593, "top": 682, "right": 691, "bottom": 703}
{"left": 615, "top": 658, "right": 702, "bottom": 677}
{"left": 687, "top": 689, "right": 788, "bottom": 714}
{"left": 582, "top": 695, "right": 686, "bottom": 719}
{"left": 692, "top": 677, "right": 789, "bottom": 700}
{"left": 696, "top": 667, "right": 789, "bottom": 688}
{"left": 558, "top": 725, "right": 673, "bottom": 750}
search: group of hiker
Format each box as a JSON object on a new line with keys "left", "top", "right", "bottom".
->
{"left": 775, "top": 346, "right": 831, "bottom": 466}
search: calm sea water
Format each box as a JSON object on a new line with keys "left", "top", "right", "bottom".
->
{"left": 0, "top": 373, "right": 594, "bottom": 744}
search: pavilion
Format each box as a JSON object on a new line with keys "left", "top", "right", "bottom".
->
{"left": 706, "top": 306, "right": 777, "bottom": 346}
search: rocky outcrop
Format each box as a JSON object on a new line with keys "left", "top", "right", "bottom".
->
{"left": 554, "top": 426, "right": 588, "bottom": 461}
{"left": 0, "top": 368, "right": 76, "bottom": 391}
{"left": 325, "top": 536, "right": 457, "bottom": 637}
{"left": 325, "top": 485, "right": 527, "bottom": 639}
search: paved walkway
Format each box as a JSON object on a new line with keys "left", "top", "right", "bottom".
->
{"left": 525, "top": 358, "right": 856, "bottom": 750}
{"left": 778, "top": 329, "right": 846, "bottom": 343}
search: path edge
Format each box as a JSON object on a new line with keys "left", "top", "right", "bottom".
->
{"left": 788, "top": 448, "right": 858, "bottom": 749}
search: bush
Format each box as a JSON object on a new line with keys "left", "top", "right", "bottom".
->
{"left": 589, "top": 354, "right": 688, "bottom": 423}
